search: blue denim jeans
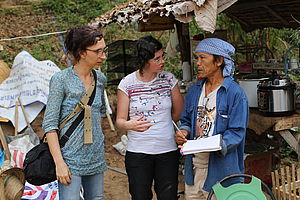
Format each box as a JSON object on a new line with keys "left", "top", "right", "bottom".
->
{"left": 58, "top": 173, "right": 104, "bottom": 200}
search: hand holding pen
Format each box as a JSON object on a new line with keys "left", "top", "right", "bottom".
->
{"left": 172, "top": 121, "right": 188, "bottom": 146}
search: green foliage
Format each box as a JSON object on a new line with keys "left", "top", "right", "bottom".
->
{"left": 279, "top": 138, "right": 298, "bottom": 160}
{"left": 36, "top": 0, "right": 126, "bottom": 29}
{"left": 0, "top": 0, "right": 128, "bottom": 68}
{"left": 0, "top": 50, "right": 13, "bottom": 64}
{"left": 30, "top": 38, "right": 60, "bottom": 64}
{"left": 164, "top": 54, "right": 182, "bottom": 78}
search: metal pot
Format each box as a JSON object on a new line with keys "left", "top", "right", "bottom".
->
{"left": 257, "top": 77, "right": 296, "bottom": 116}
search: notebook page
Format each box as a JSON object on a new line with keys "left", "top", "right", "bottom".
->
{"left": 180, "top": 134, "right": 222, "bottom": 155}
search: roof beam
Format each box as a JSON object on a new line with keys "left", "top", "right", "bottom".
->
{"left": 226, "top": 0, "right": 300, "bottom": 11}
{"left": 226, "top": 13, "right": 250, "bottom": 28}
{"left": 262, "top": 5, "right": 289, "bottom": 26}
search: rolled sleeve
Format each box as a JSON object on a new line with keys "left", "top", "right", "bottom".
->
{"left": 221, "top": 94, "right": 248, "bottom": 155}
{"left": 42, "top": 73, "right": 65, "bottom": 132}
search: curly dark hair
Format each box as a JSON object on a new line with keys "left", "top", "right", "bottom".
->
{"left": 64, "top": 26, "right": 103, "bottom": 64}
{"left": 135, "top": 35, "right": 163, "bottom": 74}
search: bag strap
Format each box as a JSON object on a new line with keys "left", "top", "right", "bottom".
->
{"left": 59, "top": 72, "right": 95, "bottom": 130}
{"left": 59, "top": 69, "right": 97, "bottom": 147}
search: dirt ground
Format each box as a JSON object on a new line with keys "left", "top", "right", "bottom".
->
{"left": 0, "top": 105, "right": 185, "bottom": 200}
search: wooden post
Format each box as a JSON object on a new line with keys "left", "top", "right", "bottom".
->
{"left": 279, "top": 130, "right": 300, "bottom": 162}
{"left": 175, "top": 20, "right": 192, "bottom": 81}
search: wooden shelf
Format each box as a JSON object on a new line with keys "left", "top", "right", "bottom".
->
{"left": 248, "top": 109, "right": 300, "bottom": 134}
{"left": 248, "top": 109, "right": 300, "bottom": 161}
{"left": 252, "top": 62, "right": 284, "bottom": 70}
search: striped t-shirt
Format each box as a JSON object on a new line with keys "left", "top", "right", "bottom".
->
{"left": 118, "top": 71, "right": 178, "bottom": 154}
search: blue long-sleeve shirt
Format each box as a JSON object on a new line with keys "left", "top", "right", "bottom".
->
{"left": 180, "top": 77, "right": 249, "bottom": 192}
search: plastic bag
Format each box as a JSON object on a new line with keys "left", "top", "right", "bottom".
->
{"left": 8, "top": 134, "right": 35, "bottom": 168}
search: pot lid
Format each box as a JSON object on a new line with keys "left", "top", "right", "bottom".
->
{"left": 258, "top": 76, "right": 294, "bottom": 87}
{"left": 239, "top": 78, "right": 269, "bottom": 81}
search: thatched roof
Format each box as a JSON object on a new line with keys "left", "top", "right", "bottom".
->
{"left": 89, "top": 0, "right": 237, "bottom": 33}
{"left": 90, "top": 0, "right": 300, "bottom": 33}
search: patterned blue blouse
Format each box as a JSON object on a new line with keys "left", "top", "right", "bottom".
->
{"left": 42, "top": 67, "right": 107, "bottom": 175}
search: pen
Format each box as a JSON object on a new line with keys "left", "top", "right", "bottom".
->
{"left": 172, "top": 120, "right": 184, "bottom": 135}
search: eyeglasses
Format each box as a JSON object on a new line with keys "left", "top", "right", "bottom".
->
{"left": 151, "top": 52, "right": 167, "bottom": 64}
{"left": 86, "top": 46, "right": 108, "bottom": 56}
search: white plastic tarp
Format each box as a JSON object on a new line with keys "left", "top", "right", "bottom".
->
{"left": 0, "top": 51, "right": 61, "bottom": 132}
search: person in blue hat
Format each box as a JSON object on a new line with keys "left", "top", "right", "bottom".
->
{"left": 175, "top": 38, "right": 249, "bottom": 199}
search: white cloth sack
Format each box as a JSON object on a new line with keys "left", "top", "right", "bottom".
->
{"left": 112, "top": 135, "right": 128, "bottom": 156}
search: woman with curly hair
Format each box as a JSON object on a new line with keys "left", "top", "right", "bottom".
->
{"left": 116, "top": 35, "right": 184, "bottom": 200}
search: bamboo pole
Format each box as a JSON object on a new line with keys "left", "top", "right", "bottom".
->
{"left": 281, "top": 167, "right": 287, "bottom": 200}
{"left": 292, "top": 164, "right": 297, "bottom": 200}
{"left": 275, "top": 170, "right": 281, "bottom": 200}
{"left": 14, "top": 100, "right": 18, "bottom": 136}
{"left": 273, "top": 166, "right": 300, "bottom": 200}
{"left": 18, "top": 97, "right": 31, "bottom": 128}
{"left": 286, "top": 166, "right": 292, "bottom": 200}
{"left": 104, "top": 90, "right": 115, "bottom": 131}
{"left": 98, "top": 66, "right": 115, "bottom": 131}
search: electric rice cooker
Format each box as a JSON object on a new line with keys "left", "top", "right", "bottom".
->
{"left": 257, "top": 77, "right": 296, "bottom": 116}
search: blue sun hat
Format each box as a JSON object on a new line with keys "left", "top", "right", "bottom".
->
{"left": 195, "top": 38, "right": 235, "bottom": 77}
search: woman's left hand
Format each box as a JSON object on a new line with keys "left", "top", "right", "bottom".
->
{"left": 56, "top": 160, "right": 71, "bottom": 185}
{"left": 125, "top": 115, "right": 153, "bottom": 132}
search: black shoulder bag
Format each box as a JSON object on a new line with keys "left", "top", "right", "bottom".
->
{"left": 23, "top": 70, "right": 97, "bottom": 186}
